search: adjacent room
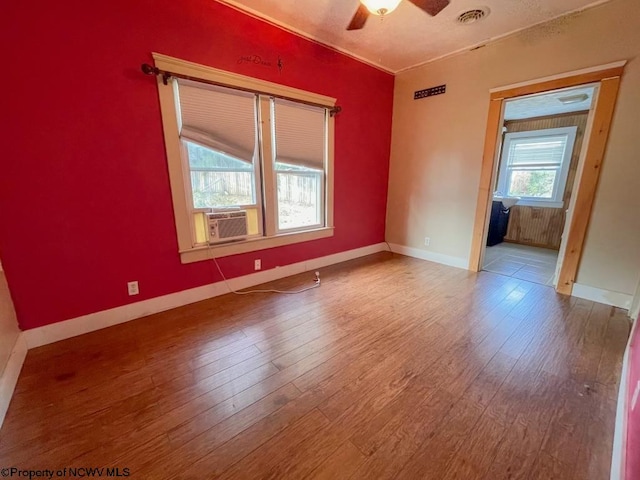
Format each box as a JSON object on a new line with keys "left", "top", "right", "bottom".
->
{"left": 1, "top": 0, "right": 640, "bottom": 479}
{"left": 483, "top": 85, "right": 595, "bottom": 286}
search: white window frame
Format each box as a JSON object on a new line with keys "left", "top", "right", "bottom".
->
{"left": 153, "top": 53, "right": 335, "bottom": 264}
{"left": 272, "top": 97, "right": 327, "bottom": 234}
{"left": 497, "top": 126, "right": 577, "bottom": 208}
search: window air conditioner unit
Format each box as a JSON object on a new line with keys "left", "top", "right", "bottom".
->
{"left": 207, "top": 210, "right": 248, "bottom": 243}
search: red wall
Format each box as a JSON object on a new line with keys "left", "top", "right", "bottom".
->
{"left": 625, "top": 320, "right": 639, "bottom": 479}
{"left": 0, "top": 0, "right": 394, "bottom": 330}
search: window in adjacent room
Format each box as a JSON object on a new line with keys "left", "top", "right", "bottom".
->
{"left": 496, "top": 126, "right": 577, "bottom": 208}
{"left": 153, "top": 53, "right": 336, "bottom": 263}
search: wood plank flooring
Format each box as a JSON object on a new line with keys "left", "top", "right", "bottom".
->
{"left": 0, "top": 252, "right": 630, "bottom": 479}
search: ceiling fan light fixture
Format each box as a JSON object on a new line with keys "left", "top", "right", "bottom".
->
{"left": 361, "top": 0, "right": 403, "bottom": 16}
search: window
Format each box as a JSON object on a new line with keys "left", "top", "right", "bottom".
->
{"left": 497, "top": 127, "right": 577, "bottom": 208}
{"left": 177, "top": 81, "right": 263, "bottom": 243}
{"left": 272, "top": 99, "right": 325, "bottom": 231}
{"left": 153, "top": 53, "right": 335, "bottom": 263}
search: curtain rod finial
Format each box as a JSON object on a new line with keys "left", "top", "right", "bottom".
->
{"left": 141, "top": 63, "right": 159, "bottom": 76}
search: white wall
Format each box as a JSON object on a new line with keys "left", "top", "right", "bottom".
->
{"left": 387, "top": 0, "right": 640, "bottom": 296}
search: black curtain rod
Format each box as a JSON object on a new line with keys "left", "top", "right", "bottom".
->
{"left": 141, "top": 63, "right": 342, "bottom": 117}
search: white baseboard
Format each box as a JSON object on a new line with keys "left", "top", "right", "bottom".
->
{"left": 0, "top": 334, "right": 27, "bottom": 427}
{"left": 388, "top": 243, "right": 468, "bottom": 270}
{"left": 631, "top": 300, "right": 640, "bottom": 322}
{"left": 572, "top": 283, "right": 633, "bottom": 310}
{"left": 629, "top": 280, "right": 640, "bottom": 321}
{"left": 610, "top": 316, "right": 637, "bottom": 480}
{"left": 24, "top": 243, "right": 387, "bottom": 349}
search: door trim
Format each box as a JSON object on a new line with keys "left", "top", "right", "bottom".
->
{"left": 468, "top": 64, "right": 625, "bottom": 297}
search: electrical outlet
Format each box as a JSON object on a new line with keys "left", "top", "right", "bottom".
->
{"left": 254, "top": 259, "right": 261, "bottom": 271}
{"left": 424, "top": 237, "right": 431, "bottom": 247}
{"left": 127, "top": 281, "right": 139, "bottom": 296}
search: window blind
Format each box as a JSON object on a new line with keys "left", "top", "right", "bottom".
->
{"left": 177, "top": 79, "right": 256, "bottom": 163}
{"left": 273, "top": 99, "right": 325, "bottom": 170}
{"left": 507, "top": 135, "right": 568, "bottom": 167}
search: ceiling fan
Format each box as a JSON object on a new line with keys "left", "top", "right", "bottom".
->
{"left": 347, "top": 0, "right": 450, "bottom": 30}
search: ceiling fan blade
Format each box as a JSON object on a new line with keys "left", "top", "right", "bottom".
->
{"left": 347, "top": 3, "right": 369, "bottom": 30}
{"left": 408, "top": 0, "right": 450, "bottom": 16}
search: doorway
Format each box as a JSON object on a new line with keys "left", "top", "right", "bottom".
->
{"left": 481, "top": 85, "right": 596, "bottom": 286}
{"left": 468, "top": 62, "right": 625, "bottom": 295}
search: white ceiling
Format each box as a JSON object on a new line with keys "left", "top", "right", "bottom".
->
{"left": 220, "top": 0, "right": 611, "bottom": 73}
{"left": 504, "top": 85, "right": 596, "bottom": 120}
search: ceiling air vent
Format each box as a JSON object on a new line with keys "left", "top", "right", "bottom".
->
{"left": 456, "top": 8, "right": 489, "bottom": 25}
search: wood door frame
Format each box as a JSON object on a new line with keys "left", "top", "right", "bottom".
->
{"left": 468, "top": 63, "right": 625, "bottom": 296}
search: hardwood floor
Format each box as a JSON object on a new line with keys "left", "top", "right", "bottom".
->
{"left": 0, "top": 252, "right": 630, "bottom": 479}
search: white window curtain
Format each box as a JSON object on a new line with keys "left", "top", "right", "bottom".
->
{"left": 273, "top": 99, "right": 326, "bottom": 170}
{"left": 506, "top": 135, "right": 568, "bottom": 167}
{"left": 177, "top": 79, "right": 257, "bottom": 163}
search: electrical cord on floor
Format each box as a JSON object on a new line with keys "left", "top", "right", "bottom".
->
{"left": 208, "top": 247, "right": 321, "bottom": 295}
